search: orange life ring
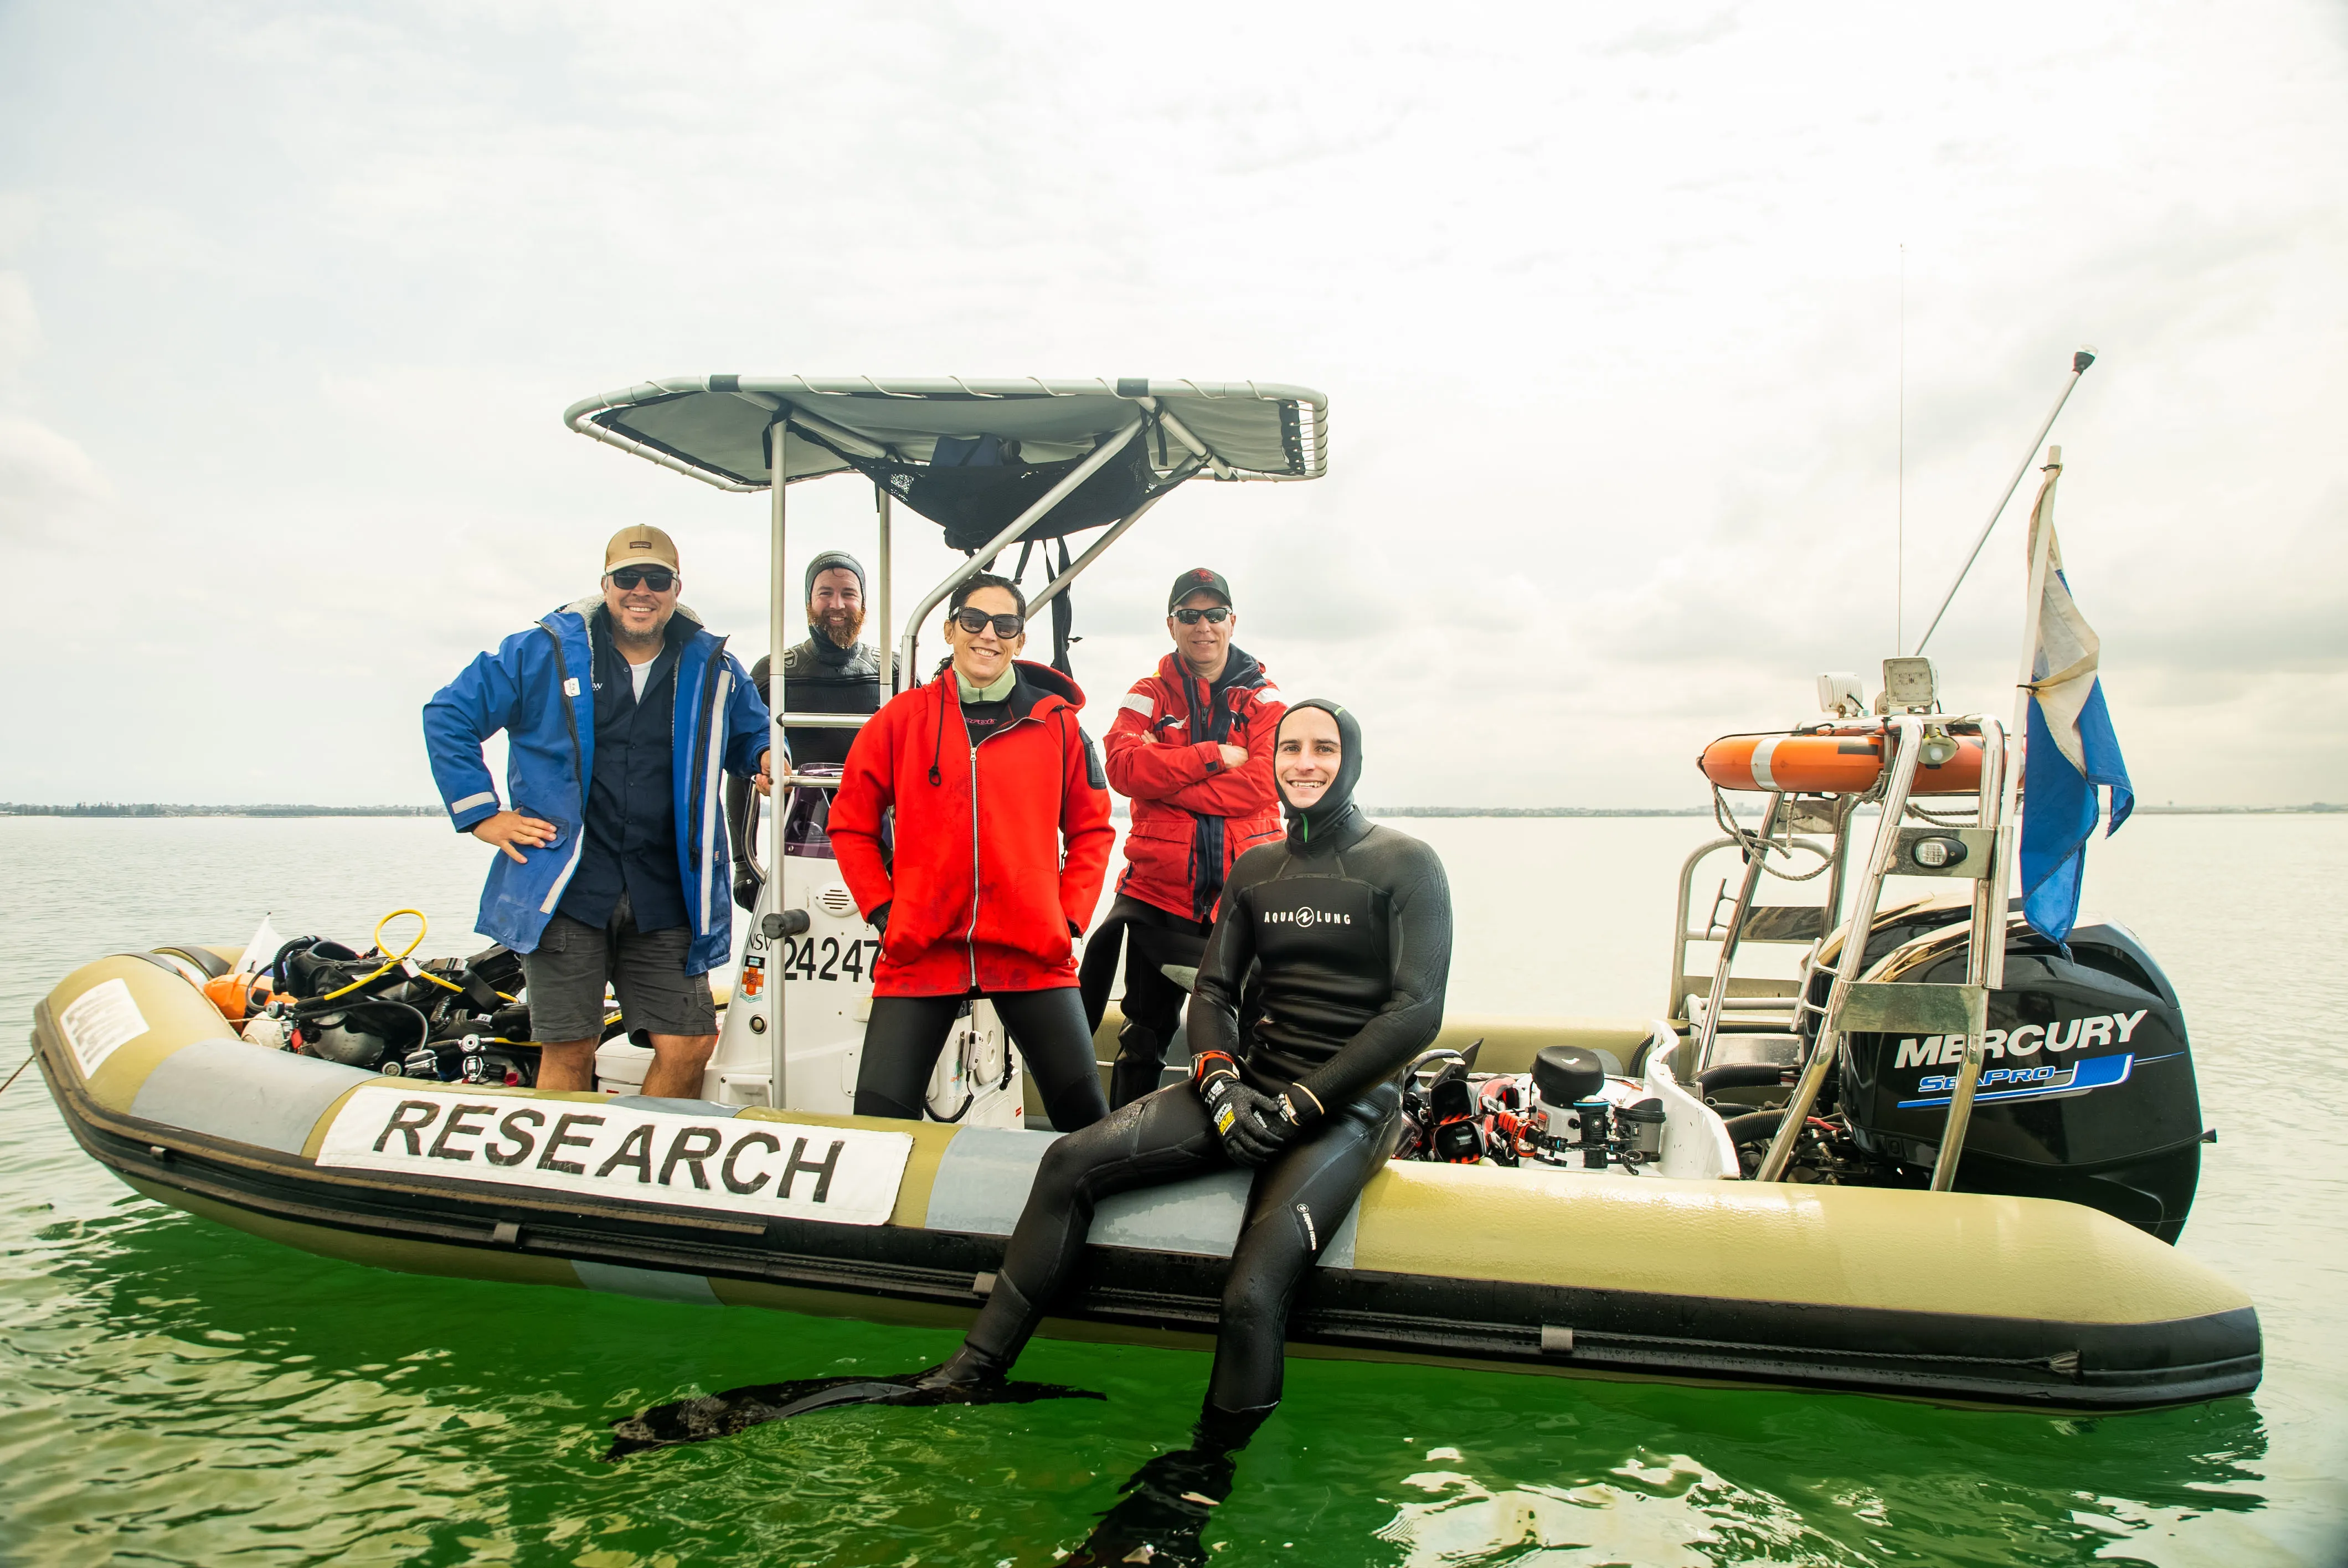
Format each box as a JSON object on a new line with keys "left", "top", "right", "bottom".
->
{"left": 1699, "top": 729, "right": 1984, "bottom": 796}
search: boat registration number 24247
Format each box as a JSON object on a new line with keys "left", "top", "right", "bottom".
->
{"left": 758, "top": 936, "right": 882, "bottom": 984}
{"left": 316, "top": 1086, "right": 913, "bottom": 1226}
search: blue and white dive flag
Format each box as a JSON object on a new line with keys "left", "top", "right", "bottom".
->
{"left": 2018, "top": 466, "right": 2133, "bottom": 944}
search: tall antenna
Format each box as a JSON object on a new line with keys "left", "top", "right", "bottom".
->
{"left": 1911, "top": 348, "right": 2097, "bottom": 655}
{"left": 1896, "top": 243, "right": 1906, "bottom": 654}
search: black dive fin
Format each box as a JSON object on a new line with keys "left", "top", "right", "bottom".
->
{"left": 1053, "top": 1406, "right": 1266, "bottom": 1567}
{"left": 604, "top": 1368, "right": 1104, "bottom": 1462}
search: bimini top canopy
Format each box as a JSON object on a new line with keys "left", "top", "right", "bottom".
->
{"left": 564, "top": 375, "right": 1327, "bottom": 493}
{"left": 565, "top": 375, "right": 1328, "bottom": 697}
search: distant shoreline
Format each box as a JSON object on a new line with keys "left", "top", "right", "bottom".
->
{"left": 4, "top": 802, "right": 2337, "bottom": 821}
{"left": 1376, "top": 803, "right": 2344, "bottom": 818}
{"left": 1373, "top": 806, "right": 2342, "bottom": 818}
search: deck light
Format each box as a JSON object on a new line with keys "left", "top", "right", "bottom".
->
{"left": 1913, "top": 835, "right": 1966, "bottom": 869}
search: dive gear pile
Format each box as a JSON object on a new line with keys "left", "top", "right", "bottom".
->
{"left": 1393, "top": 1045, "right": 1671, "bottom": 1173}
{"left": 211, "top": 912, "right": 543, "bottom": 1087}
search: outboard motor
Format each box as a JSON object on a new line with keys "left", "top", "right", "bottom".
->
{"left": 1834, "top": 917, "right": 2203, "bottom": 1241}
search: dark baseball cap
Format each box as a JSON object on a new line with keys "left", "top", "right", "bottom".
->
{"left": 1168, "top": 567, "right": 1232, "bottom": 612}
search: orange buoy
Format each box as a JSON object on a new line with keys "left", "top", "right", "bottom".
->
{"left": 1699, "top": 729, "right": 1984, "bottom": 796}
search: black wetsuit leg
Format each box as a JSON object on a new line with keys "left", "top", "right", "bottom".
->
{"left": 855, "top": 996, "right": 962, "bottom": 1120}
{"left": 1111, "top": 909, "right": 1209, "bottom": 1109}
{"left": 989, "top": 988, "right": 1111, "bottom": 1131}
{"left": 1207, "top": 1081, "right": 1401, "bottom": 1411}
{"left": 955, "top": 1080, "right": 1402, "bottom": 1407}
{"left": 959, "top": 1087, "right": 1227, "bottom": 1369}
{"left": 857, "top": 990, "right": 1108, "bottom": 1132}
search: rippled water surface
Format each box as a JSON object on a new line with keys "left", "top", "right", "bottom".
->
{"left": 2, "top": 815, "right": 2341, "bottom": 1565}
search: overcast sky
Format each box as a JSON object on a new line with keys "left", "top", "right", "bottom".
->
{"left": 3, "top": 1, "right": 2341, "bottom": 809}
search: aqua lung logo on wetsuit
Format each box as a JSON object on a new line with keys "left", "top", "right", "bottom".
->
{"left": 1263, "top": 907, "right": 1352, "bottom": 927}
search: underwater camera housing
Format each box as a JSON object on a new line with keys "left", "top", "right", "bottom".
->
{"left": 1832, "top": 915, "right": 2204, "bottom": 1241}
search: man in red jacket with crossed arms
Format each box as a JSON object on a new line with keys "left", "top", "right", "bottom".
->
{"left": 1080, "top": 567, "right": 1286, "bottom": 1108}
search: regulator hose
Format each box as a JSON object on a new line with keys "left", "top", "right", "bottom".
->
{"left": 315, "top": 909, "right": 431, "bottom": 1002}
{"left": 308, "top": 909, "right": 517, "bottom": 1005}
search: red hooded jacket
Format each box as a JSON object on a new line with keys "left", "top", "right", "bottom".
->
{"left": 1103, "top": 648, "right": 1285, "bottom": 921}
{"left": 831, "top": 661, "right": 1114, "bottom": 997}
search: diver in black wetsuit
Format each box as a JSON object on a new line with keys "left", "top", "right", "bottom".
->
{"left": 610, "top": 699, "right": 1451, "bottom": 1564}
{"left": 927, "top": 697, "right": 1454, "bottom": 1420}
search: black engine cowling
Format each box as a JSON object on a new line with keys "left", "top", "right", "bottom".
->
{"left": 1831, "top": 914, "right": 2203, "bottom": 1241}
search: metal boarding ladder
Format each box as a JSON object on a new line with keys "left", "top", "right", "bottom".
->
{"left": 1750, "top": 713, "right": 2012, "bottom": 1190}
{"left": 1675, "top": 794, "right": 1856, "bottom": 1076}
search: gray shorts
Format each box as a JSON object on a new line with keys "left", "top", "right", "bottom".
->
{"left": 522, "top": 897, "right": 716, "bottom": 1044}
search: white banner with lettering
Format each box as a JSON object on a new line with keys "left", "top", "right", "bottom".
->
{"left": 317, "top": 1087, "right": 913, "bottom": 1227}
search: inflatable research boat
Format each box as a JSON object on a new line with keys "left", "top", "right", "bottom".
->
{"left": 29, "top": 372, "right": 2258, "bottom": 1412}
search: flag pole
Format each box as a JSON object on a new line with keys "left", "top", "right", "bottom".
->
{"left": 1911, "top": 347, "right": 2095, "bottom": 657}
{"left": 1987, "top": 446, "right": 2063, "bottom": 992}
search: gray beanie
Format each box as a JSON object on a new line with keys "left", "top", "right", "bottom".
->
{"left": 805, "top": 550, "right": 867, "bottom": 604}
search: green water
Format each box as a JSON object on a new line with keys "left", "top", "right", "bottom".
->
{"left": 3, "top": 817, "right": 2341, "bottom": 1566}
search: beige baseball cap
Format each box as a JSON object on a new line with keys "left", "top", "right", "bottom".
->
{"left": 604, "top": 524, "right": 681, "bottom": 576}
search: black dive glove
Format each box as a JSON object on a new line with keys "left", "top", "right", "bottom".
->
{"left": 1192, "top": 1052, "right": 1312, "bottom": 1167}
{"left": 869, "top": 902, "right": 891, "bottom": 937}
{"left": 732, "top": 864, "right": 764, "bottom": 914}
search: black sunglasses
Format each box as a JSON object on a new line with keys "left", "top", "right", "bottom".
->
{"left": 1172, "top": 606, "right": 1231, "bottom": 625}
{"left": 609, "top": 568, "right": 676, "bottom": 591}
{"left": 951, "top": 607, "right": 1025, "bottom": 638}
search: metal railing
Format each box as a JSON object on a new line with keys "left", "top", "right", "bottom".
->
{"left": 1670, "top": 795, "right": 1853, "bottom": 1077}
{"left": 1748, "top": 715, "right": 2010, "bottom": 1188}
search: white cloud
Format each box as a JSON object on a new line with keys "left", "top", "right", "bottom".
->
{"left": 3, "top": 0, "right": 2344, "bottom": 804}
{"left": 0, "top": 412, "right": 110, "bottom": 542}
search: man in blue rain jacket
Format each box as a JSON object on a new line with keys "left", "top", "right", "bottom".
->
{"left": 423, "top": 524, "right": 772, "bottom": 1097}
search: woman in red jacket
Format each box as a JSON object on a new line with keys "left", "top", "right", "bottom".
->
{"left": 829, "top": 574, "right": 1115, "bottom": 1131}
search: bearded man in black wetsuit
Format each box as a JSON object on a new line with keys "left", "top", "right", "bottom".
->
{"left": 724, "top": 550, "right": 882, "bottom": 909}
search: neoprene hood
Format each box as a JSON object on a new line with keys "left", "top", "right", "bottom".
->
{"left": 805, "top": 550, "right": 867, "bottom": 606}
{"left": 1275, "top": 698, "right": 1362, "bottom": 842}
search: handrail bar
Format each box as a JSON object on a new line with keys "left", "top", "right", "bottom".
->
{"left": 1691, "top": 792, "right": 1784, "bottom": 1076}
{"left": 1666, "top": 835, "right": 1742, "bottom": 1019}
{"left": 894, "top": 414, "right": 1147, "bottom": 687}
{"left": 1929, "top": 715, "right": 2008, "bottom": 1190}
{"left": 770, "top": 712, "right": 869, "bottom": 729}
{"left": 1755, "top": 717, "right": 1926, "bottom": 1181}
{"left": 1026, "top": 452, "right": 1206, "bottom": 615}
